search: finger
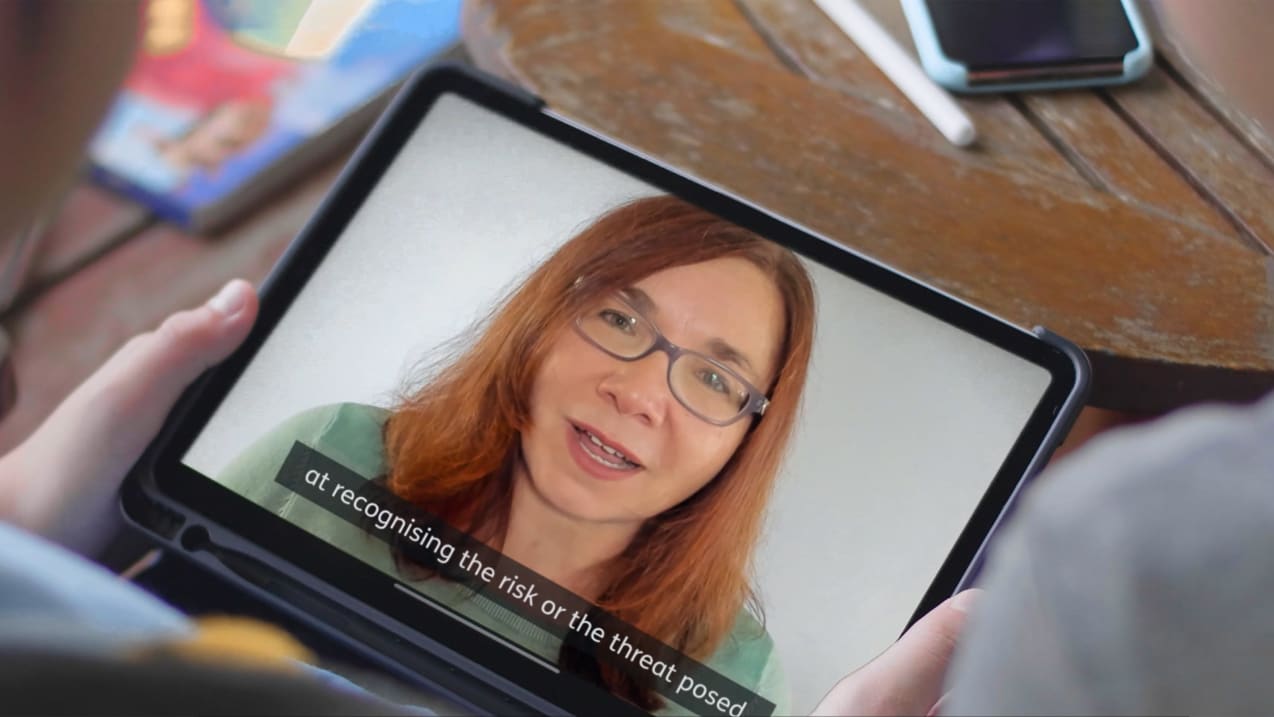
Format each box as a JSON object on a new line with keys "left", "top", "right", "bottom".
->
{"left": 867, "top": 589, "right": 980, "bottom": 712}
{"left": 50, "top": 278, "right": 257, "bottom": 464}
{"left": 89, "top": 279, "right": 258, "bottom": 454}
{"left": 812, "top": 589, "right": 980, "bottom": 716}
{"left": 4, "top": 280, "right": 258, "bottom": 548}
{"left": 927, "top": 691, "right": 951, "bottom": 717}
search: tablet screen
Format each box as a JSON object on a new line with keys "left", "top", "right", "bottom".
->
{"left": 180, "top": 92, "right": 1055, "bottom": 715}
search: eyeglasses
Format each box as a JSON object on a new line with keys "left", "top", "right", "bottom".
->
{"left": 573, "top": 293, "right": 770, "bottom": 426}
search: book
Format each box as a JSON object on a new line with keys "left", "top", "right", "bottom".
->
{"left": 89, "top": 0, "right": 462, "bottom": 233}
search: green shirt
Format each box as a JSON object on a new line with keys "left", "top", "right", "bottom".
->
{"left": 216, "top": 402, "right": 789, "bottom": 715}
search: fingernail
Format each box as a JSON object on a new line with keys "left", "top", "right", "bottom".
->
{"left": 949, "top": 588, "right": 983, "bottom": 614}
{"left": 207, "top": 279, "right": 249, "bottom": 317}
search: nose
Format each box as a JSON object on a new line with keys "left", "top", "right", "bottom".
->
{"left": 597, "top": 353, "right": 670, "bottom": 426}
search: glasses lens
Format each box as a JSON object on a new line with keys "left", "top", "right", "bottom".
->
{"left": 577, "top": 296, "right": 654, "bottom": 358}
{"left": 670, "top": 354, "right": 750, "bottom": 423}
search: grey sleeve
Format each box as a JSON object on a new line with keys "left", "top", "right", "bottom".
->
{"left": 945, "top": 393, "right": 1274, "bottom": 716}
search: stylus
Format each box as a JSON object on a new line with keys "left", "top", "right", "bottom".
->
{"left": 813, "top": 0, "right": 978, "bottom": 147}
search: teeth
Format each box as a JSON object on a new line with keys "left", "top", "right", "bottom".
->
{"left": 587, "top": 431, "right": 627, "bottom": 460}
{"left": 582, "top": 445, "right": 630, "bottom": 469}
{"left": 579, "top": 428, "right": 638, "bottom": 469}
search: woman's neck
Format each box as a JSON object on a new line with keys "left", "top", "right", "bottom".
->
{"left": 500, "top": 464, "right": 640, "bottom": 601}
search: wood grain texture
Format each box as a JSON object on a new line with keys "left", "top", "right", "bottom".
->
{"left": 737, "top": 0, "right": 1241, "bottom": 246}
{"left": 0, "top": 159, "right": 345, "bottom": 452}
{"left": 1019, "top": 86, "right": 1236, "bottom": 238}
{"left": 463, "top": 0, "right": 1274, "bottom": 412}
{"left": 1142, "top": 8, "right": 1274, "bottom": 169}
{"left": 1107, "top": 69, "right": 1274, "bottom": 253}
{"left": 734, "top": 0, "right": 1091, "bottom": 191}
{"left": 6, "top": 185, "right": 153, "bottom": 314}
{"left": 28, "top": 185, "right": 152, "bottom": 284}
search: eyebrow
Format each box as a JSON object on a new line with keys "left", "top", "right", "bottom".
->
{"left": 620, "top": 287, "right": 759, "bottom": 379}
{"left": 620, "top": 286, "right": 657, "bottom": 317}
{"left": 706, "top": 338, "right": 756, "bottom": 377}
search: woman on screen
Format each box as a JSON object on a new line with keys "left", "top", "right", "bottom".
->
{"left": 218, "top": 195, "right": 815, "bottom": 713}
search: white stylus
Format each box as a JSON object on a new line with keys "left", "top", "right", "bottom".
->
{"left": 813, "top": 0, "right": 978, "bottom": 147}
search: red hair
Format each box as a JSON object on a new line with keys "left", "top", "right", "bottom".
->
{"left": 384, "top": 195, "right": 815, "bottom": 706}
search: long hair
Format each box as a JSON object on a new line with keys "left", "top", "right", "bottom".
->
{"left": 383, "top": 195, "right": 816, "bottom": 706}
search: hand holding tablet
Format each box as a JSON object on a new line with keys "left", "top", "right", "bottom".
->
{"left": 0, "top": 280, "right": 258, "bottom": 553}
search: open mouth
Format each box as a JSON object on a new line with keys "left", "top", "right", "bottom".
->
{"left": 571, "top": 423, "right": 642, "bottom": 470}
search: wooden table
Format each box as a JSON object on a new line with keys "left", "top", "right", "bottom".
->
{"left": 463, "top": 0, "right": 1274, "bottom": 415}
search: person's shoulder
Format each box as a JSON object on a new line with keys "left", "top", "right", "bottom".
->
{"left": 723, "top": 606, "right": 772, "bottom": 648}
{"left": 280, "top": 401, "right": 388, "bottom": 430}
{"left": 701, "top": 607, "right": 777, "bottom": 688}
{"left": 988, "top": 390, "right": 1274, "bottom": 643}
{"left": 947, "top": 394, "right": 1274, "bottom": 714}
{"left": 240, "top": 402, "right": 389, "bottom": 479}
{"left": 293, "top": 402, "right": 390, "bottom": 479}
{"left": 1021, "top": 391, "right": 1274, "bottom": 529}
{"left": 216, "top": 403, "right": 390, "bottom": 503}
{"left": 258, "top": 401, "right": 385, "bottom": 445}
{"left": 308, "top": 401, "right": 390, "bottom": 437}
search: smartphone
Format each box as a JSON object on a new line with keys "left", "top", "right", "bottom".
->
{"left": 901, "top": 0, "right": 1153, "bottom": 93}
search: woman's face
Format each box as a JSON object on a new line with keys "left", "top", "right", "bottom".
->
{"left": 520, "top": 257, "right": 785, "bottom": 527}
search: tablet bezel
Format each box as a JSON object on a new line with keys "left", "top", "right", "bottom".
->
{"left": 127, "top": 64, "right": 1087, "bottom": 716}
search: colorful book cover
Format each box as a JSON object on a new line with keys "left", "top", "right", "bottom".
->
{"left": 89, "top": 0, "right": 462, "bottom": 232}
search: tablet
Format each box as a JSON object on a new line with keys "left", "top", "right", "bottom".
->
{"left": 123, "top": 65, "right": 1088, "bottom": 716}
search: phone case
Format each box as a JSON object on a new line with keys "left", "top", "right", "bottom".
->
{"left": 900, "top": 0, "right": 1154, "bottom": 93}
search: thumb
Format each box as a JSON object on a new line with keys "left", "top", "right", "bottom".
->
{"left": 813, "top": 589, "right": 980, "bottom": 716}
{"left": 5, "top": 279, "right": 258, "bottom": 548}
{"left": 88, "top": 279, "right": 259, "bottom": 444}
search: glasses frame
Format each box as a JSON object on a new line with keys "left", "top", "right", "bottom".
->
{"left": 573, "top": 295, "right": 770, "bottom": 426}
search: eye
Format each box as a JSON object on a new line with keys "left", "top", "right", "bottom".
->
{"left": 695, "top": 367, "right": 732, "bottom": 395}
{"left": 598, "top": 308, "right": 637, "bottom": 334}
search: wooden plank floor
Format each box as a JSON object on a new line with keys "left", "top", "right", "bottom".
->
{"left": 0, "top": 159, "right": 346, "bottom": 454}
